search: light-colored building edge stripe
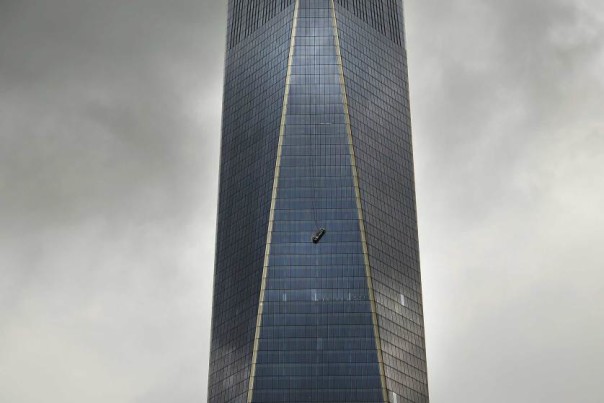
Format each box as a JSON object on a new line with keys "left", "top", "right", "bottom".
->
{"left": 330, "top": 2, "right": 390, "bottom": 403}
{"left": 246, "top": 1, "right": 299, "bottom": 402}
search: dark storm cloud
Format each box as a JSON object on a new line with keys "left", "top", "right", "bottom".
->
{"left": 0, "top": 0, "right": 602, "bottom": 402}
{"left": 0, "top": 0, "right": 224, "bottom": 229}
{"left": 407, "top": 0, "right": 604, "bottom": 402}
{"left": 410, "top": 0, "right": 604, "bottom": 220}
{"left": 0, "top": 1, "right": 225, "bottom": 402}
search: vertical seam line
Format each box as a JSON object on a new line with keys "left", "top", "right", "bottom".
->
{"left": 246, "top": 1, "right": 299, "bottom": 402}
{"left": 330, "top": 1, "right": 390, "bottom": 402}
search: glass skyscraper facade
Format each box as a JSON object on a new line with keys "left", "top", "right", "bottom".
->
{"left": 209, "top": 1, "right": 428, "bottom": 402}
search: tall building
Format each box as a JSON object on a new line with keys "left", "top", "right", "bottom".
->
{"left": 208, "top": 1, "right": 428, "bottom": 402}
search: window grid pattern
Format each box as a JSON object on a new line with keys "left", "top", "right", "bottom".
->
{"left": 212, "top": 1, "right": 429, "bottom": 402}
{"left": 208, "top": 4, "right": 295, "bottom": 402}
{"left": 333, "top": 0, "right": 403, "bottom": 45}
{"left": 229, "top": 0, "right": 296, "bottom": 49}
{"left": 335, "top": 2, "right": 429, "bottom": 402}
{"left": 252, "top": 1, "right": 384, "bottom": 402}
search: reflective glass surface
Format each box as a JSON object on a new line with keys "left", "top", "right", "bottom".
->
{"left": 210, "top": 1, "right": 429, "bottom": 402}
{"left": 208, "top": 3, "right": 295, "bottom": 402}
{"left": 336, "top": 3, "right": 429, "bottom": 401}
{"left": 252, "top": 1, "right": 382, "bottom": 402}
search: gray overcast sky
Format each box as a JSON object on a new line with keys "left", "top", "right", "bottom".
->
{"left": 0, "top": 0, "right": 603, "bottom": 402}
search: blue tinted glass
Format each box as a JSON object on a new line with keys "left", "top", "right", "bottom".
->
{"left": 252, "top": 3, "right": 383, "bottom": 402}
{"left": 210, "top": 1, "right": 429, "bottom": 402}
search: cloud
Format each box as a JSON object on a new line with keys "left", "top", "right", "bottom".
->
{"left": 407, "top": 0, "right": 604, "bottom": 401}
{"left": 0, "top": 1, "right": 225, "bottom": 402}
{"left": 1, "top": 0, "right": 602, "bottom": 402}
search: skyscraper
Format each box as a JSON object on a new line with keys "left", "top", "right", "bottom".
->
{"left": 208, "top": 1, "right": 428, "bottom": 402}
